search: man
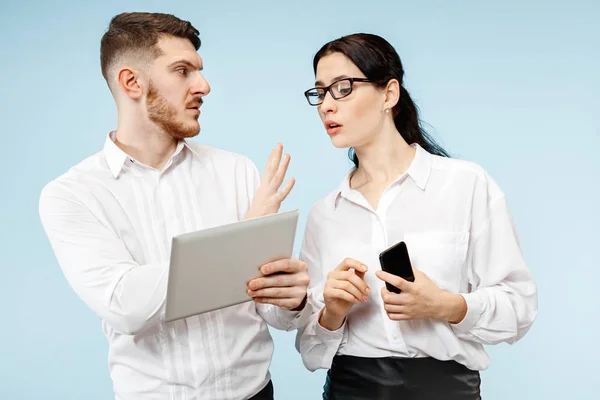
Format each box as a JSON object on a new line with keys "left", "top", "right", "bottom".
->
{"left": 39, "top": 12, "right": 310, "bottom": 400}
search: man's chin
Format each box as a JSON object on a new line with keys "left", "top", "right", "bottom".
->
{"left": 186, "top": 122, "right": 201, "bottom": 138}
{"left": 170, "top": 123, "right": 200, "bottom": 140}
{"left": 172, "top": 131, "right": 199, "bottom": 140}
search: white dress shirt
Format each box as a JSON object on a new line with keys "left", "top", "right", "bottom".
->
{"left": 39, "top": 132, "right": 307, "bottom": 400}
{"left": 296, "top": 144, "right": 537, "bottom": 372}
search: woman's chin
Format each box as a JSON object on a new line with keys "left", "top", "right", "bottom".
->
{"left": 330, "top": 135, "right": 353, "bottom": 149}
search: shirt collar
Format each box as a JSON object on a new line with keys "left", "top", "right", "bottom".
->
{"left": 328, "top": 143, "right": 432, "bottom": 210}
{"left": 103, "top": 132, "right": 128, "bottom": 179}
{"left": 103, "top": 131, "right": 192, "bottom": 179}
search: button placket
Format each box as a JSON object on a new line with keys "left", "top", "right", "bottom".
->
{"left": 375, "top": 193, "right": 409, "bottom": 353}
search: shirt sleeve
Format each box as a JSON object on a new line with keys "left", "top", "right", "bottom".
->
{"left": 294, "top": 208, "right": 347, "bottom": 371}
{"left": 450, "top": 174, "right": 538, "bottom": 345}
{"left": 242, "top": 157, "right": 313, "bottom": 331}
{"left": 39, "top": 182, "right": 168, "bottom": 336}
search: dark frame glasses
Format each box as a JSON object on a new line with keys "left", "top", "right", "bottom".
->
{"left": 304, "top": 77, "right": 374, "bottom": 106}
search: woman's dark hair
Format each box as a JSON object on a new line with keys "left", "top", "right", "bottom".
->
{"left": 313, "top": 33, "right": 449, "bottom": 166}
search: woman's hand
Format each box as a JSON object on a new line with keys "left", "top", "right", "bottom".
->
{"left": 376, "top": 269, "right": 467, "bottom": 323}
{"left": 319, "top": 258, "right": 371, "bottom": 331}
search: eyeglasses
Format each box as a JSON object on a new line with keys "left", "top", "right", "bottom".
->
{"left": 304, "top": 77, "right": 374, "bottom": 106}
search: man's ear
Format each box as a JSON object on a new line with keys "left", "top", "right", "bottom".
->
{"left": 116, "top": 67, "right": 143, "bottom": 100}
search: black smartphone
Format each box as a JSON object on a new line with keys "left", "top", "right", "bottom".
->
{"left": 378, "top": 241, "right": 415, "bottom": 293}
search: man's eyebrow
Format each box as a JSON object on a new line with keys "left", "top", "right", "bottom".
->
{"left": 167, "top": 59, "right": 203, "bottom": 71}
{"left": 315, "top": 75, "right": 350, "bottom": 87}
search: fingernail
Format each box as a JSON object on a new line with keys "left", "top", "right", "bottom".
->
{"left": 362, "top": 296, "right": 368, "bottom": 302}
{"left": 366, "top": 288, "right": 371, "bottom": 295}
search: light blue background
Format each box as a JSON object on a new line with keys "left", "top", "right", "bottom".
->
{"left": 1, "top": 0, "right": 598, "bottom": 399}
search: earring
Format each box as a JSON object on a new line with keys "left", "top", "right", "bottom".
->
{"left": 385, "top": 109, "right": 390, "bottom": 114}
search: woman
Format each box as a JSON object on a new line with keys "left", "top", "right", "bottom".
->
{"left": 296, "top": 33, "right": 538, "bottom": 400}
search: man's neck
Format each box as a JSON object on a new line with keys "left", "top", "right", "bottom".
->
{"left": 114, "top": 119, "right": 178, "bottom": 171}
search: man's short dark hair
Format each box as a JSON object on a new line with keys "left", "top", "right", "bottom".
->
{"left": 100, "top": 12, "right": 200, "bottom": 85}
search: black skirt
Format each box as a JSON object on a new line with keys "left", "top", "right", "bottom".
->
{"left": 323, "top": 355, "right": 481, "bottom": 400}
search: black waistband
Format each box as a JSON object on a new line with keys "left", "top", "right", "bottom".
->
{"left": 248, "top": 380, "right": 273, "bottom": 400}
{"left": 323, "top": 355, "right": 481, "bottom": 400}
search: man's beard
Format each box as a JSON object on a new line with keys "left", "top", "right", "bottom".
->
{"left": 146, "top": 81, "right": 202, "bottom": 140}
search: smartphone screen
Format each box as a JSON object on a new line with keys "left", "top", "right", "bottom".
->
{"left": 378, "top": 241, "right": 414, "bottom": 293}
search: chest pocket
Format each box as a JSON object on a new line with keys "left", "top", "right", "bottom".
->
{"left": 403, "top": 231, "right": 469, "bottom": 293}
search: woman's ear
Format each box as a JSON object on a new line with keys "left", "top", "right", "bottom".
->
{"left": 383, "top": 78, "right": 400, "bottom": 111}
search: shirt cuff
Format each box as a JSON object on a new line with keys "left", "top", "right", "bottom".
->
{"left": 450, "top": 292, "right": 484, "bottom": 334}
{"left": 315, "top": 312, "right": 346, "bottom": 345}
{"left": 279, "top": 301, "right": 313, "bottom": 331}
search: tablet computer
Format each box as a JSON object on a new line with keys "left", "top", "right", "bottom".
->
{"left": 165, "top": 209, "right": 300, "bottom": 323}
